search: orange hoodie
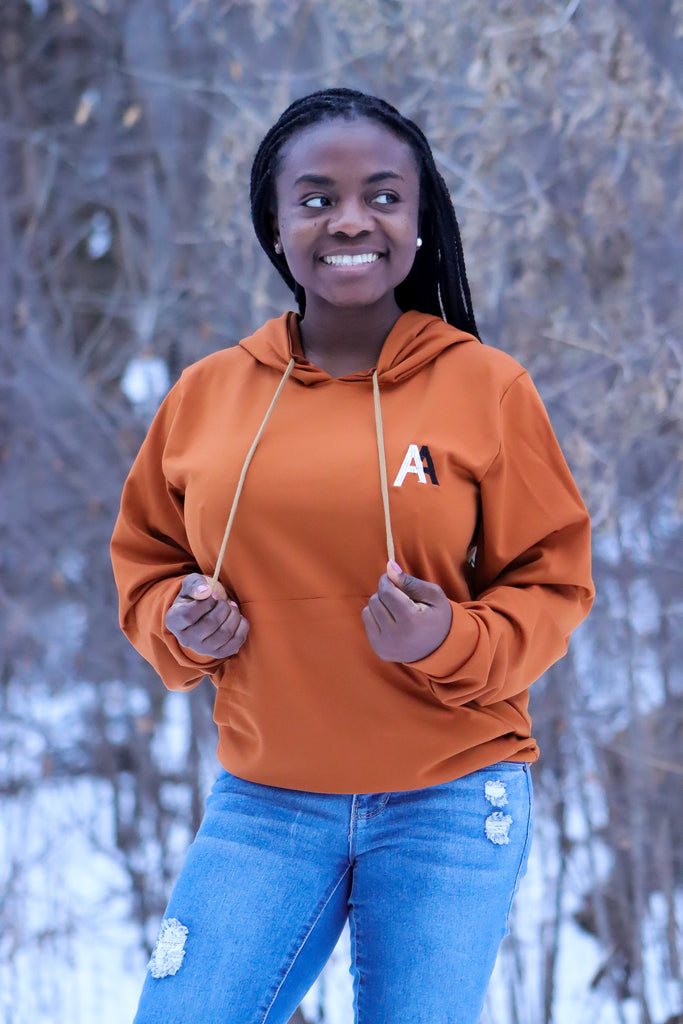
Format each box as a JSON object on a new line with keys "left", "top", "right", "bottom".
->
{"left": 111, "top": 311, "right": 594, "bottom": 793}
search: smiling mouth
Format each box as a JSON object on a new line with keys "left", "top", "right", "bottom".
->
{"left": 321, "top": 253, "right": 382, "bottom": 266}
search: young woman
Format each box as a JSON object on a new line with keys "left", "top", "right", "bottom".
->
{"left": 111, "top": 88, "right": 594, "bottom": 1024}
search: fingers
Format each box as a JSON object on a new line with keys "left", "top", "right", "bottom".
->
{"left": 361, "top": 577, "right": 410, "bottom": 644}
{"left": 194, "top": 598, "right": 240, "bottom": 645}
{"left": 362, "top": 575, "right": 413, "bottom": 635}
{"left": 363, "top": 568, "right": 453, "bottom": 663}
{"left": 385, "top": 564, "right": 443, "bottom": 606}
{"left": 165, "top": 575, "right": 248, "bottom": 658}
{"left": 363, "top": 582, "right": 400, "bottom": 628}
{"left": 176, "top": 596, "right": 234, "bottom": 640}
{"left": 214, "top": 610, "right": 250, "bottom": 656}
{"left": 167, "top": 596, "right": 249, "bottom": 655}
{"left": 167, "top": 591, "right": 219, "bottom": 632}
{"left": 375, "top": 573, "right": 426, "bottom": 618}
{"left": 361, "top": 604, "right": 380, "bottom": 635}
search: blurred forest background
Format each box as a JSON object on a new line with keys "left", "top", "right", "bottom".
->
{"left": 0, "top": 0, "right": 681, "bottom": 1022}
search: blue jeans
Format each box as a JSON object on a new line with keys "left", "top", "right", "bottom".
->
{"left": 134, "top": 762, "right": 533, "bottom": 1024}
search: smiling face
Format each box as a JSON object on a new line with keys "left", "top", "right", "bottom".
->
{"left": 272, "top": 117, "right": 421, "bottom": 319}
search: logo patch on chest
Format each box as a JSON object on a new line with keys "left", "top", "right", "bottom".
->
{"left": 393, "top": 444, "right": 439, "bottom": 486}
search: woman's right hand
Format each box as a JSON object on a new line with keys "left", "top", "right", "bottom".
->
{"left": 165, "top": 573, "right": 249, "bottom": 658}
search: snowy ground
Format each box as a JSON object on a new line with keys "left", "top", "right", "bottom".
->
{"left": 0, "top": 777, "right": 146, "bottom": 1024}
{"left": 2, "top": 757, "right": 680, "bottom": 1024}
{"left": 2, "top": 648, "right": 680, "bottom": 1024}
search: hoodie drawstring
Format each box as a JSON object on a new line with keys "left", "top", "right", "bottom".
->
{"left": 210, "top": 358, "right": 396, "bottom": 588}
{"left": 372, "top": 369, "right": 395, "bottom": 565}
{"left": 211, "top": 357, "right": 296, "bottom": 588}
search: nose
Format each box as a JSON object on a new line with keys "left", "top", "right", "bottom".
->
{"left": 327, "top": 198, "right": 374, "bottom": 237}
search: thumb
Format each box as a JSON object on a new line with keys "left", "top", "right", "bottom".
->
{"left": 183, "top": 574, "right": 228, "bottom": 602}
{"left": 386, "top": 561, "right": 433, "bottom": 604}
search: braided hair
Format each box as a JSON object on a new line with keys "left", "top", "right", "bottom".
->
{"left": 250, "top": 88, "right": 480, "bottom": 340}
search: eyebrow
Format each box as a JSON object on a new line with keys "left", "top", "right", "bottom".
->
{"left": 293, "top": 171, "right": 405, "bottom": 186}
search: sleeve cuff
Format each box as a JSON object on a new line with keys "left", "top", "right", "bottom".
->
{"left": 406, "top": 601, "right": 480, "bottom": 682}
{"left": 167, "top": 631, "right": 227, "bottom": 673}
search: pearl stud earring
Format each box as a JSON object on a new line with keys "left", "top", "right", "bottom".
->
{"left": 274, "top": 241, "right": 283, "bottom": 254}
{"left": 416, "top": 237, "right": 423, "bottom": 249}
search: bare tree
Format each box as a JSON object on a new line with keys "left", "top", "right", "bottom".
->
{"left": 1, "top": 0, "right": 681, "bottom": 1021}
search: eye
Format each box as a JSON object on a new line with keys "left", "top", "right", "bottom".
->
{"left": 374, "top": 192, "right": 399, "bottom": 205}
{"left": 302, "top": 195, "right": 330, "bottom": 209}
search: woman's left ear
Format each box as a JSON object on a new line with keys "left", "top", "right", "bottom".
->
{"left": 270, "top": 213, "right": 282, "bottom": 255}
{"left": 416, "top": 214, "right": 425, "bottom": 250}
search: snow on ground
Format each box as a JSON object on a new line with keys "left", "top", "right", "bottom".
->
{"left": 0, "top": 777, "right": 144, "bottom": 1024}
{"left": 2, "top": 682, "right": 680, "bottom": 1023}
{"left": 2, "top": 768, "right": 680, "bottom": 1023}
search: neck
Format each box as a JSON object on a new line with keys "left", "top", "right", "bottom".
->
{"left": 299, "top": 297, "right": 403, "bottom": 377}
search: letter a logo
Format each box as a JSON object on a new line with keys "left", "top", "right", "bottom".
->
{"left": 393, "top": 444, "right": 427, "bottom": 487}
{"left": 393, "top": 444, "right": 440, "bottom": 486}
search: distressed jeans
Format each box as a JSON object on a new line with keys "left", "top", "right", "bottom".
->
{"left": 133, "top": 761, "right": 533, "bottom": 1024}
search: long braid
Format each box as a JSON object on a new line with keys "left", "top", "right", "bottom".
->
{"left": 250, "top": 88, "right": 481, "bottom": 341}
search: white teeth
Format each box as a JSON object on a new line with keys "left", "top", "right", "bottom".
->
{"left": 322, "top": 253, "right": 381, "bottom": 266}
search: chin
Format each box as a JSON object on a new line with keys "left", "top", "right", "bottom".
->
{"left": 320, "top": 285, "right": 397, "bottom": 310}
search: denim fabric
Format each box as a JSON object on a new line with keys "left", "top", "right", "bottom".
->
{"left": 134, "top": 762, "right": 533, "bottom": 1024}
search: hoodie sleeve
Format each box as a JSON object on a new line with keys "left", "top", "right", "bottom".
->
{"left": 110, "top": 382, "right": 227, "bottom": 690}
{"left": 408, "top": 370, "right": 594, "bottom": 706}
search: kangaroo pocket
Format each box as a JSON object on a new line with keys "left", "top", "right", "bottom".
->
{"left": 213, "top": 596, "right": 438, "bottom": 772}
{"left": 226, "top": 595, "right": 372, "bottom": 691}
{"left": 215, "top": 594, "right": 380, "bottom": 717}
{"left": 210, "top": 596, "right": 533, "bottom": 792}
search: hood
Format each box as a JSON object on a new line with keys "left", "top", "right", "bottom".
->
{"left": 239, "top": 310, "right": 477, "bottom": 386}
{"left": 211, "top": 308, "right": 478, "bottom": 587}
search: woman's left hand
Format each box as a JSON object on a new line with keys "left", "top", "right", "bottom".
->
{"left": 362, "top": 561, "right": 453, "bottom": 663}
